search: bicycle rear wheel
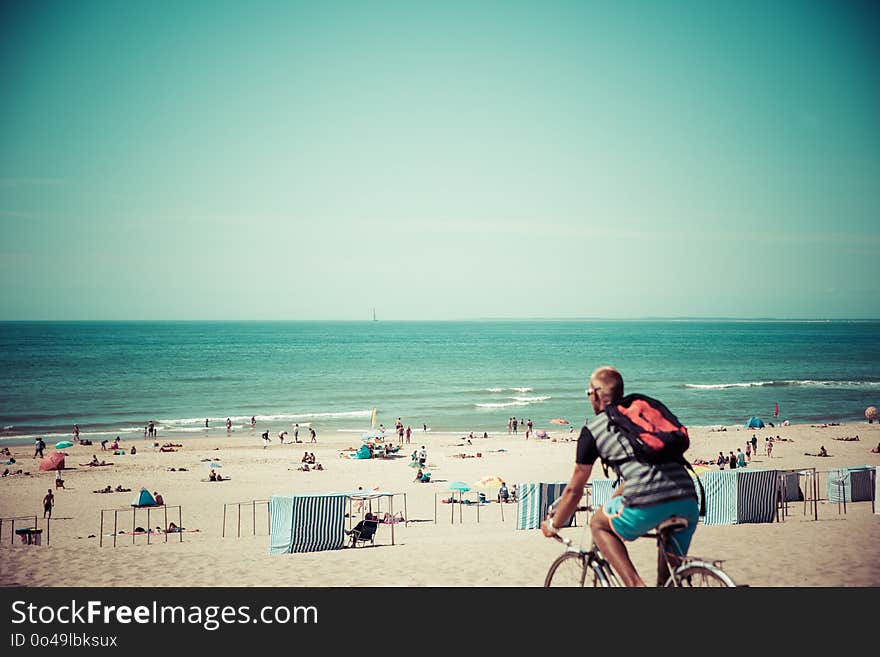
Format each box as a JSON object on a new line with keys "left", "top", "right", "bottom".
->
{"left": 544, "top": 552, "right": 610, "bottom": 587}
{"left": 666, "top": 561, "right": 736, "bottom": 588}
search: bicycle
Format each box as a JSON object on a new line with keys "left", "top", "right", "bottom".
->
{"left": 544, "top": 505, "right": 736, "bottom": 587}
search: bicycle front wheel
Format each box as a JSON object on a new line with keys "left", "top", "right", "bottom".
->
{"left": 544, "top": 552, "right": 610, "bottom": 587}
{"left": 666, "top": 561, "right": 736, "bottom": 588}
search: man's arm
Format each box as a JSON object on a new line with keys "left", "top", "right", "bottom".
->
{"left": 541, "top": 463, "right": 592, "bottom": 537}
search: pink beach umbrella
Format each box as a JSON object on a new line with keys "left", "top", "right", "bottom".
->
{"left": 866, "top": 406, "right": 878, "bottom": 423}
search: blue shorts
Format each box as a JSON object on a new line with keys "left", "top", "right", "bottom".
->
{"left": 603, "top": 496, "right": 700, "bottom": 556}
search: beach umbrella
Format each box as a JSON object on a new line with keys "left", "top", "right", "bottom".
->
{"left": 473, "top": 476, "right": 503, "bottom": 488}
{"left": 549, "top": 418, "right": 569, "bottom": 425}
{"left": 536, "top": 430, "right": 548, "bottom": 439}
{"left": 55, "top": 440, "right": 74, "bottom": 449}
{"left": 448, "top": 481, "right": 470, "bottom": 492}
{"left": 866, "top": 406, "right": 878, "bottom": 422}
{"left": 39, "top": 452, "right": 65, "bottom": 471}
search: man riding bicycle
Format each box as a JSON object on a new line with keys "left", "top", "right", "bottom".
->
{"left": 541, "top": 366, "right": 700, "bottom": 587}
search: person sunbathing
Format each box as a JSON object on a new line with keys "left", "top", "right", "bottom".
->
{"left": 313, "top": 463, "right": 324, "bottom": 471}
{"left": 159, "top": 446, "right": 177, "bottom": 452}
{"left": 872, "top": 443, "right": 880, "bottom": 454}
{"left": 94, "top": 485, "right": 112, "bottom": 493}
{"left": 297, "top": 464, "right": 310, "bottom": 472}
{"left": 114, "top": 485, "right": 131, "bottom": 492}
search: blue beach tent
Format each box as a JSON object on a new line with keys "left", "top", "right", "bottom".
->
{"left": 131, "top": 488, "right": 157, "bottom": 507}
{"left": 746, "top": 416, "right": 765, "bottom": 429}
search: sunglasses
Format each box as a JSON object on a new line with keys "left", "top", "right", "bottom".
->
{"left": 586, "top": 386, "right": 600, "bottom": 398}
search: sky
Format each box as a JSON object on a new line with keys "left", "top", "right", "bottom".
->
{"left": 1, "top": 0, "right": 878, "bottom": 320}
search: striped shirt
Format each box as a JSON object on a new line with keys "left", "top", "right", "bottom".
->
{"left": 577, "top": 412, "right": 697, "bottom": 508}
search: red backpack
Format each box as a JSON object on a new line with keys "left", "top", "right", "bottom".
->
{"left": 605, "top": 394, "right": 690, "bottom": 463}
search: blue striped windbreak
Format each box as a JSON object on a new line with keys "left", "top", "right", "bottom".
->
{"left": 269, "top": 494, "right": 348, "bottom": 554}
{"left": 515, "top": 482, "right": 569, "bottom": 530}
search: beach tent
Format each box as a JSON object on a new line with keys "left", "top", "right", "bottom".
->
{"left": 354, "top": 445, "right": 372, "bottom": 459}
{"left": 746, "top": 417, "right": 765, "bottom": 429}
{"left": 826, "top": 466, "right": 876, "bottom": 503}
{"left": 131, "top": 488, "right": 157, "bottom": 507}
{"left": 269, "top": 494, "right": 349, "bottom": 554}
{"left": 700, "top": 469, "right": 778, "bottom": 525}
{"left": 515, "top": 482, "right": 572, "bottom": 530}
{"left": 39, "top": 452, "right": 65, "bottom": 471}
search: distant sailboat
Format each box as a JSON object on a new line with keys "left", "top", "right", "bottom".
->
{"left": 373, "top": 308, "right": 377, "bottom": 322}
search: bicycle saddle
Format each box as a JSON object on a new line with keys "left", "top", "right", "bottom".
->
{"left": 657, "top": 516, "right": 689, "bottom": 532}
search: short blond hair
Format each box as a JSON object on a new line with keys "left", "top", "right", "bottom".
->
{"left": 590, "top": 366, "right": 624, "bottom": 404}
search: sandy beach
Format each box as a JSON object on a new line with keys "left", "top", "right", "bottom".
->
{"left": 1, "top": 421, "right": 878, "bottom": 587}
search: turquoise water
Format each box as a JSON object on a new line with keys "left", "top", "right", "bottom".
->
{"left": 1, "top": 321, "right": 879, "bottom": 444}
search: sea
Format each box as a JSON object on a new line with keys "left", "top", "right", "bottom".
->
{"left": 1, "top": 320, "right": 879, "bottom": 446}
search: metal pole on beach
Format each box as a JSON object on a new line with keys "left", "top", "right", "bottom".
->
{"left": 46, "top": 517, "right": 50, "bottom": 546}
{"left": 237, "top": 503, "right": 241, "bottom": 538}
{"left": 390, "top": 496, "right": 394, "bottom": 546}
{"left": 222, "top": 504, "right": 226, "bottom": 538}
{"left": 253, "top": 500, "right": 256, "bottom": 536}
{"left": 132, "top": 509, "right": 136, "bottom": 545}
{"left": 147, "top": 508, "right": 151, "bottom": 545}
{"left": 113, "top": 510, "right": 118, "bottom": 548}
{"left": 404, "top": 493, "right": 408, "bottom": 527}
{"left": 164, "top": 506, "right": 168, "bottom": 543}
{"left": 99, "top": 512, "right": 103, "bottom": 548}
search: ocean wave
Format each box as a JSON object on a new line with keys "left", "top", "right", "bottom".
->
{"left": 157, "top": 410, "right": 372, "bottom": 426}
{"left": 511, "top": 395, "right": 551, "bottom": 403}
{"left": 512, "top": 387, "right": 533, "bottom": 393}
{"left": 685, "top": 380, "right": 880, "bottom": 390}
{"left": 475, "top": 401, "right": 530, "bottom": 409}
{"left": 486, "top": 388, "right": 503, "bottom": 392}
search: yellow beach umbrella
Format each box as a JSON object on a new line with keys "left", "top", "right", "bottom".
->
{"left": 473, "top": 475, "right": 504, "bottom": 488}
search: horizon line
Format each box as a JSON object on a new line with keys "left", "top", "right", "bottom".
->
{"left": 1, "top": 317, "right": 879, "bottom": 323}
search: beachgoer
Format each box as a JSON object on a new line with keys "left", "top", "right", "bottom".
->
{"left": 101, "top": 439, "right": 108, "bottom": 451}
{"left": 43, "top": 489, "right": 54, "bottom": 518}
{"left": 510, "top": 484, "right": 517, "bottom": 502}
{"left": 262, "top": 431, "right": 270, "bottom": 449}
{"left": 226, "top": 418, "right": 232, "bottom": 432}
{"left": 293, "top": 423, "right": 300, "bottom": 442}
{"left": 745, "top": 442, "right": 751, "bottom": 462}
{"left": 423, "top": 424, "right": 427, "bottom": 432}
{"left": 309, "top": 427, "right": 317, "bottom": 443}
{"left": 55, "top": 470, "right": 64, "bottom": 489}
{"left": 405, "top": 426, "right": 411, "bottom": 443}
{"left": 767, "top": 437, "right": 774, "bottom": 458}
{"left": 278, "top": 431, "right": 287, "bottom": 444}
{"left": 542, "top": 366, "right": 699, "bottom": 587}
{"left": 728, "top": 452, "right": 737, "bottom": 469}
{"left": 90, "top": 455, "right": 99, "bottom": 466}
{"left": 251, "top": 416, "right": 256, "bottom": 429}
{"left": 818, "top": 446, "right": 828, "bottom": 457}
{"left": 751, "top": 434, "right": 758, "bottom": 454}
{"left": 736, "top": 448, "right": 746, "bottom": 468}
{"left": 717, "top": 452, "right": 726, "bottom": 469}
{"left": 209, "top": 469, "right": 217, "bottom": 481}
{"left": 154, "top": 491, "right": 164, "bottom": 506}
{"left": 73, "top": 424, "right": 79, "bottom": 440}
{"left": 415, "top": 467, "right": 424, "bottom": 482}
{"left": 498, "top": 482, "right": 510, "bottom": 503}
{"left": 33, "top": 437, "right": 45, "bottom": 459}
{"left": 205, "top": 418, "right": 209, "bottom": 428}
{"left": 872, "top": 442, "right": 880, "bottom": 454}
{"left": 418, "top": 446, "right": 427, "bottom": 466}
{"left": 308, "top": 453, "right": 316, "bottom": 464}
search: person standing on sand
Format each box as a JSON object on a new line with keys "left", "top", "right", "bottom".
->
{"left": 43, "top": 489, "right": 54, "bottom": 518}
{"left": 262, "top": 430, "right": 270, "bottom": 448}
{"left": 33, "top": 437, "right": 45, "bottom": 459}
{"left": 226, "top": 418, "right": 232, "bottom": 433}
{"left": 205, "top": 418, "right": 209, "bottom": 428}
{"left": 405, "top": 426, "right": 411, "bottom": 444}
{"left": 294, "top": 423, "right": 300, "bottom": 442}
{"left": 745, "top": 441, "right": 751, "bottom": 462}
{"left": 309, "top": 427, "right": 317, "bottom": 443}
